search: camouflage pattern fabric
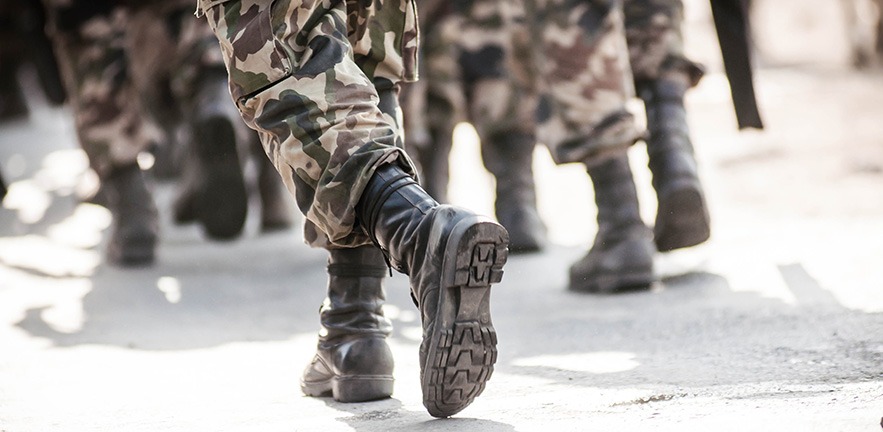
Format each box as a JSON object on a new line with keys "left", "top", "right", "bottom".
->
{"left": 42, "top": 0, "right": 228, "bottom": 179}
{"left": 623, "top": 0, "right": 703, "bottom": 85}
{"left": 403, "top": 0, "right": 536, "bottom": 160}
{"left": 407, "top": 0, "right": 641, "bottom": 171}
{"left": 197, "top": 0, "right": 419, "bottom": 248}
{"left": 456, "top": 0, "right": 537, "bottom": 141}
{"left": 527, "top": 0, "right": 642, "bottom": 164}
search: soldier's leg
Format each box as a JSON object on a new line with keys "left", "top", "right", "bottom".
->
{"left": 44, "top": 2, "right": 158, "bottom": 266}
{"left": 127, "top": 3, "right": 251, "bottom": 240}
{"left": 405, "top": 9, "right": 466, "bottom": 204}
{"left": 625, "top": 0, "right": 710, "bottom": 251}
{"left": 527, "top": 0, "right": 655, "bottom": 292}
{"left": 461, "top": 0, "right": 546, "bottom": 253}
{"left": 199, "top": 0, "right": 509, "bottom": 417}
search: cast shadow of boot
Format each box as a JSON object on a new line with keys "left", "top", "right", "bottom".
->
{"left": 319, "top": 396, "right": 517, "bottom": 432}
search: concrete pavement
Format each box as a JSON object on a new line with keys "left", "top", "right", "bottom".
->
{"left": 2, "top": 2, "right": 882, "bottom": 430}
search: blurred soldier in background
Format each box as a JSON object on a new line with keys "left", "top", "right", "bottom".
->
{"left": 408, "top": 0, "right": 660, "bottom": 291}
{"left": 41, "top": 0, "right": 291, "bottom": 265}
{"left": 401, "top": 0, "right": 547, "bottom": 253}
{"left": 625, "top": 0, "right": 711, "bottom": 252}
{"left": 523, "top": 0, "right": 655, "bottom": 293}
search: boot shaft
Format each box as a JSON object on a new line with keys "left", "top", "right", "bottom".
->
{"left": 586, "top": 154, "right": 644, "bottom": 236}
{"left": 320, "top": 246, "right": 392, "bottom": 341}
{"left": 639, "top": 74, "right": 700, "bottom": 191}
{"left": 355, "top": 164, "right": 438, "bottom": 275}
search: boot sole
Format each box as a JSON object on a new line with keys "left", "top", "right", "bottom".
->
{"left": 193, "top": 116, "right": 248, "bottom": 240}
{"left": 302, "top": 374, "right": 394, "bottom": 403}
{"left": 423, "top": 217, "right": 509, "bottom": 418}
{"left": 655, "top": 181, "right": 710, "bottom": 252}
{"left": 106, "top": 232, "right": 156, "bottom": 267}
{"left": 569, "top": 270, "right": 654, "bottom": 294}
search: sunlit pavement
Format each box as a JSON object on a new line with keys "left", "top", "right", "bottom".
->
{"left": 2, "top": 3, "right": 883, "bottom": 431}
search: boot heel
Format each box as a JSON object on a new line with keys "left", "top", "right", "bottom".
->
{"left": 333, "top": 376, "right": 394, "bottom": 402}
{"left": 424, "top": 217, "right": 508, "bottom": 418}
{"left": 655, "top": 179, "right": 710, "bottom": 251}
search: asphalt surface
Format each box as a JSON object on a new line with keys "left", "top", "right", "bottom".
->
{"left": 1, "top": 1, "right": 882, "bottom": 431}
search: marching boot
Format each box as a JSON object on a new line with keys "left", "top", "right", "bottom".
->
{"left": 481, "top": 131, "right": 546, "bottom": 253}
{"left": 301, "top": 246, "right": 395, "bottom": 402}
{"left": 186, "top": 73, "right": 248, "bottom": 240}
{"left": 639, "top": 73, "right": 710, "bottom": 251}
{"left": 356, "top": 163, "right": 509, "bottom": 418}
{"left": 569, "top": 154, "right": 654, "bottom": 293}
{"left": 103, "top": 163, "right": 158, "bottom": 266}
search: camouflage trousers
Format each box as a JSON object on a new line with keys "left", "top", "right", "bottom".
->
{"left": 525, "top": 0, "right": 641, "bottom": 164}
{"left": 197, "top": 0, "right": 419, "bottom": 248}
{"left": 624, "top": 0, "right": 704, "bottom": 85}
{"left": 42, "top": 0, "right": 227, "bottom": 179}
{"left": 406, "top": 0, "right": 704, "bottom": 170}
{"left": 398, "top": 0, "right": 538, "bottom": 193}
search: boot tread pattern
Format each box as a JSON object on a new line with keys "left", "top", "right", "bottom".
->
{"left": 425, "top": 223, "right": 508, "bottom": 417}
{"left": 427, "top": 322, "right": 496, "bottom": 410}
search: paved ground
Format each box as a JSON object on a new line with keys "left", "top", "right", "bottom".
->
{"left": 1, "top": 2, "right": 882, "bottom": 431}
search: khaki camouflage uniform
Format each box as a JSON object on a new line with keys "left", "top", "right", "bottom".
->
{"left": 399, "top": 0, "right": 537, "bottom": 202}
{"left": 42, "top": 0, "right": 228, "bottom": 179}
{"left": 526, "top": 0, "right": 641, "bottom": 165}
{"left": 623, "top": 0, "right": 703, "bottom": 87}
{"left": 407, "top": 0, "right": 638, "bottom": 169}
{"left": 196, "top": 0, "right": 419, "bottom": 248}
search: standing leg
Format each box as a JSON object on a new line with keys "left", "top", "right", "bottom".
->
{"left": 44, "top": 2, "right": 159, "bottom": 266}
{"left": 625, "top": 0, "right": 710, "bottom": 251}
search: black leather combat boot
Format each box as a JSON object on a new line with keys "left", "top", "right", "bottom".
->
{"left": 177, "top": 74, "right": 248, "bottom": 240}
{"left": 482, "top": 131, "right": 546, "bottom": 253}
{"left": 639, "top": 74, "right": 711, "bottom": 251}
{"left": 103, "top": 163, "right": 158, "bottom": 266}
{"left": 356, "top": 163, "right": 509, "bottom": 418}
{"left": 569, "top": 154, "right": 654, "bottom": 293}
{"left": 301, "top": 246, "right": 395, "bottom": 402}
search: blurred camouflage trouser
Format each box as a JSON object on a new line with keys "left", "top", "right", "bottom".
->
{"left": 527, "top": 0, "right": 641, "bottom": 165}
{"left": 408, "top": 0, "right": 638, "bottom": 169}
{"left": 398, "top": 0, "right": 537, "bottom": 201}
{"left": 197, "top": 0, "right": 419, "bottom": 248}
{"left": 42, "top": 0, "right": 227, "bottom": 179}
{"left": 423, "top": 0, "right": 536, "bottom": 143}
{"left": 623, "top": 0, "right": 703, "bottom": 85}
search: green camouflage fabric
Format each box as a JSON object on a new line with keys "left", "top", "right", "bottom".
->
{"left": 402, "top": 0, "right": 536, "bottom": 160}
{"left": 198, "top": 0, "right": 419, "bottom": 248}
{"left": 525, "top": 0, "right": 642, "bottom": 164}
{"left": 623, "top": 0, "right": 703, "bottom": 85}
{"left": 42, "top": 0, "right": 228, "bottom": 178}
